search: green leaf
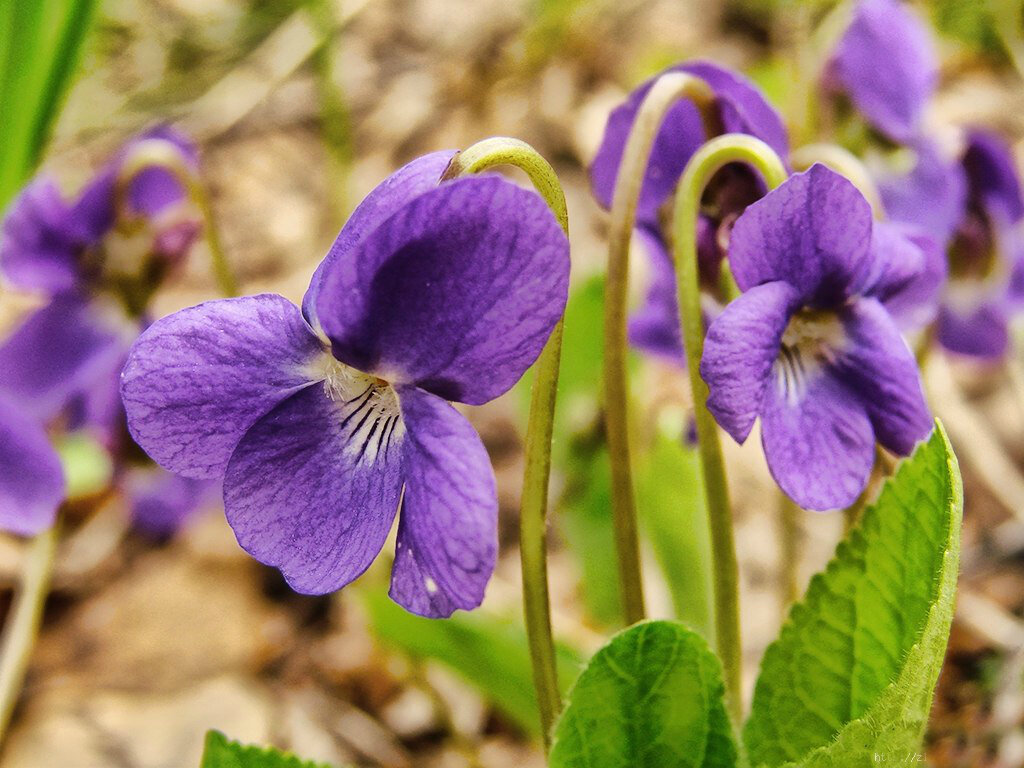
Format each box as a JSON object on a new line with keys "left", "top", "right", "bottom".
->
{"left": 0, "top": 0, "right": 99, "bottom": 207}
{"left": 743, "top": 423, "right": 962, "bottom": 768}
{"left": 199, "top": 731, "right": 334, "bottom": 768}
{"left": 362, "top": 588, "right": 583, "bottom": 739}
{"left": 637, "top": 430, "right": 713, "bottom": 641}
{"left": 550, "top": 621, "right": 738, "bottom": 768}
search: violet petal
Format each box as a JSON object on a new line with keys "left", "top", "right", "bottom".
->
{"left": 0, "top": 177, "right": 84, "bottom": 295}
{"left": 224, "top": 383, "right": 403, "bottom": 594}
{"left": 302, "top": 150, "right": 457, "bottom": 326}
{"left": 0, "top": 397, "right": 63, "bottom": 536}
{"left": 590, "top": 60, "right": 787, "bottom": 225}
{"left": 121, "top": 294, "right": 324, "bottom": 479}
{"left": 830, "top": 0, "right": 936, "bottom": 141}
{"left": 729, "top": 164, "right": 872, "bottom": 305}
{"left": 390, "top": 386, "right": 496, "bottom": 617}
{"left": 833, "top": 297, "right": 933, "bottom": 456}
{"left": 760, "top": 369, "right": 875, "bottom": 511}
{"left": 0, "top": 295, "right": 126, "bottom": 422}
{"left": 701, "top": 280, "right": 800, "bottom": 443}
{"left": 315, "top": 175, "right": 569, "bottom": 405}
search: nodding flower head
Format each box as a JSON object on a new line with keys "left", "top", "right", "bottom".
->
{"left": 700, "top": 164, "right": 933, "bottom": 511}
{"left": 824, "top": 0, "right": 937, "bottom": 143}
{"left": 937, "top": 131, "right": 1024, "bottom": 359}
{"left": 592, "top": 62, "right": 786, "bottom": 365}
{"left": 589, "top": 60, "right": 788, "bottom": 228}
{"left": 120, "top": 151, "right": 571, "bottom": 617}
{"left": 0, "top": 127, "right": 200, "bottom": 434}
{"left": 0, "top": 126, "right": 199, "bottom": 299}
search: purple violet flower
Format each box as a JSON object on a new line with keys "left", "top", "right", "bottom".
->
{"left": 0, "top": 127, "right": 199, "bottom": 431}
{"left": 0, "top": 396, "right": 64, "bottom": 536}
{"left": 591, "top": 62, "right": 787, "bottom": 363}
{"left": 590, "top": 60, "right": 789, "bottom": 228}
{"left": 824, "top": 0, "right": 937, "bottom": 143}
{"left": 936, "top": 131, "right": 1024, "bottom": 359}
{"left": 120, "top": 151, "right": 570, "bottom": 617}
{"left": 700, "top": 165, "right": 933, "bottom": 510}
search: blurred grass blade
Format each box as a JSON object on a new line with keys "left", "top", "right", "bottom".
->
{"left": 637, "top": 431, "right": 713, "bottom": 640}
{"left": 363, "top": 589, "right": 583, "bottom": 740}
{"left": 560, "top": 439, "right": 621, "bottom": 626}
{"left": 0, "top": 0, "right": 99, "bottom": 208}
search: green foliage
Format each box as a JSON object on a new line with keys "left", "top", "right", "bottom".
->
{"left": 199, "top": 731, "right": 334, "bottom": 768}
{"left": 551, "top": 426, "right": 961, "bottom": 768}
{"left": 0, "top": 0, "right": 99, "bottom": 208}
{"left": 932, "top": 0, "right": 1004, "bottom": 57}
{"left": 744, "top": 424, "right": 962, "bottom": 768}
{"left": 549, "top": 620, "right": 738, "bottom": 768}
{"left": 553, "top": 273, "right": 606, "bottom": 462}
{"left": 524, "top": 0, "right": 591, "bottom": 64}
{"left": 637, "top": 431, "right": 713, "bottom": 640}
{"left": 363, "top": 589, "right": 583, "bottom": 739}
{"left": 560, "top": 438, "right": 622, "bottom": 626}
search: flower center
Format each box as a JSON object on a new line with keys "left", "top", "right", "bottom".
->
{"left": 775, "top": 309, "right": 845, "bottom": 404}
{"left": 309, "top": 354, "right": 404, "bottom": 463}
{"left": 949, "top": 206, "right": 997, "bottom": 282}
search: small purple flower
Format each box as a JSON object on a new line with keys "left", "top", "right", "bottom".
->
{"left": 0, "top": 396, "right": 64, "bottom": 536}
{"left": 1, "top": 126, "right": 199, "bottom": 298}
{"left": 591, "top": 62, "right": 786, "bottom": 363}
{"left": 630, "top": 186, "right": 945, "bottom": 366}
{"left": 936, "top": 131, "right": 1024, "bottom": 359}
{"left": 120, "top": 151, "right": 570, "bottom": 617}
{"left": 590, "top": 61, "right": 789, "bottom": 227}
{"left": 701, "top": 165, "right": 933, "bottom": 510}
{"left": 0, "top": 127, "right": 198, "bottom": 432}
{"left": 825, "top": 0, "right": 937, "bottom": 142}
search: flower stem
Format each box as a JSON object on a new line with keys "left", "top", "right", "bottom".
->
{"left": 442, "top": 137, "right": 568, "bottom": 749}
{"left": 116, "top": 138, "right": 238, "bottom": 297}
{"left": 0, "top": 521, "right": 59, "bottom": 743}
{"left": 672, "top": 133, "right": 788, "bottom": 721}
{"left": 602, "top": 72, "right": 719, "bottom": 627}
{"left": 776, "top": 490, "right": 801, "bottom": 608}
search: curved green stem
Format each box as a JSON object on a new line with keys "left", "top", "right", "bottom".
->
{"left": 115, "top": 138, "right": 237, "bottom": 297}
{"left": 672, "top": 133, "right": 788, "bottom": 720}
{"left": 602, "top": 72, "right": 719, "bottom": 627}
{"left": 0, "top": 521, "right": 59, "bottom": 743}
{"left": 442, "top": 137, "right": 568, "bottom": 750}
{"left": 790, "top": 143, "right": 884, "bottom": 218}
